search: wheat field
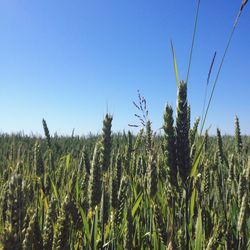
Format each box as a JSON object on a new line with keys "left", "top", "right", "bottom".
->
{"left": 0, "top": 82, "right": 249, "bottom": 250}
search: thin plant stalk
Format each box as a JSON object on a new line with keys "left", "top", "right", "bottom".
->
{"left": 200, "top": 51, "right": 217, "bottom": 133}
{"left": 186, "top": 0, "right": 201, "bottom": 84}
{"left": 200, "top": 8, "right": 246, "bottom": 134}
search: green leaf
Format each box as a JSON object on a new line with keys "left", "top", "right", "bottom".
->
{"left": 190, "top": 136, "right": 206, "bottom": 177}
{"left": 66, "top": 154, "right": 71, "bottom": 171}
{"left": 104, "top": 220, "right": 111, "bottom": 241}
{"left": 132, "top": 191, "right": 143, "bottom": 217}
{"left": 171, "top": 40, "right": 179, "bottom": 87}
{"left": 49, "top": 175, "right": 59, "bottom": 200}
{"left": 91, "top": 208, "right": 98, "bottom": 250}
{"left": 75, "top": 176, "right": 79, "bottom": 203}
{"left": 79, "top": 206, "right": 90, "bottom": 242}
{"left": 194, "top": 207, "right": 203, "bottom": 250}
{"left": 189, "top": 188, "right": 197, "bottom": 233}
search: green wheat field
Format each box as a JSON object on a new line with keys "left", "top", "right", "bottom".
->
{"left": 0, "top": 1, "right": 249, "bottom": 250}
{"left": 0, "top": 83, "right": 249, "bottom": 249}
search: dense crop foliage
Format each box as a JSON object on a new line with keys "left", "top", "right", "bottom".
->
{"left": 0, "top": 83, "right": 249, "bottom": 250}
{"left": 0, "top": 0, "right": 249, "bottom": 249}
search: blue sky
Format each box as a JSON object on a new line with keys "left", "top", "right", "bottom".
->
{"left": 0, "top": 0, "right": 249, "bottom": 135}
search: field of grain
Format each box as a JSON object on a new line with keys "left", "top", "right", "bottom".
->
{"left": 0, "top": 82, "right": 249, "bottom": 250}
{"left": 0, "top": 1, "right": 249, "bottom": 249}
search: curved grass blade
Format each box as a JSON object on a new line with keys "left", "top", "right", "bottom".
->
{"left": 79, "top": 206, "right": 91, "bottom": 242}
{"left": 194, "top": 207, "right": 203, "bottom": 250}
{"left": 132, "top": 191, "right": 143, "bottom": 217}
{"left": 200, "top": 2, "right": 247, "bottom": 134}
{"left": 171, "top": 40, "right": 179, "bottom": 87}
{"left": 200, "top": 51, "right": 217, "bottom": 133}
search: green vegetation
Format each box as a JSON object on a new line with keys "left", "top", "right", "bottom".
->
{"left": 0, "top": 83, "right": 249, "bottom": 249}
{"left": 0, "top": 1, "right": 249, "bottom": 249}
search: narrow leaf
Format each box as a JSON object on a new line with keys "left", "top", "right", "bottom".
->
{"left": 79, "top": 206, "right": 91, "bottom": 242}
{"left": 132, "top": 191, "right": 143, "bottom": 217}
{"left": 194, "top": 207, "right": 203, "bottom": 250}
{"left": 171, "top": 40, "right": 179, "bottom": 87}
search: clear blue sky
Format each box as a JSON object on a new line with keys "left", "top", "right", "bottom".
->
{"left": 0, "top": 0, "right": 249, "bottom": 136}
